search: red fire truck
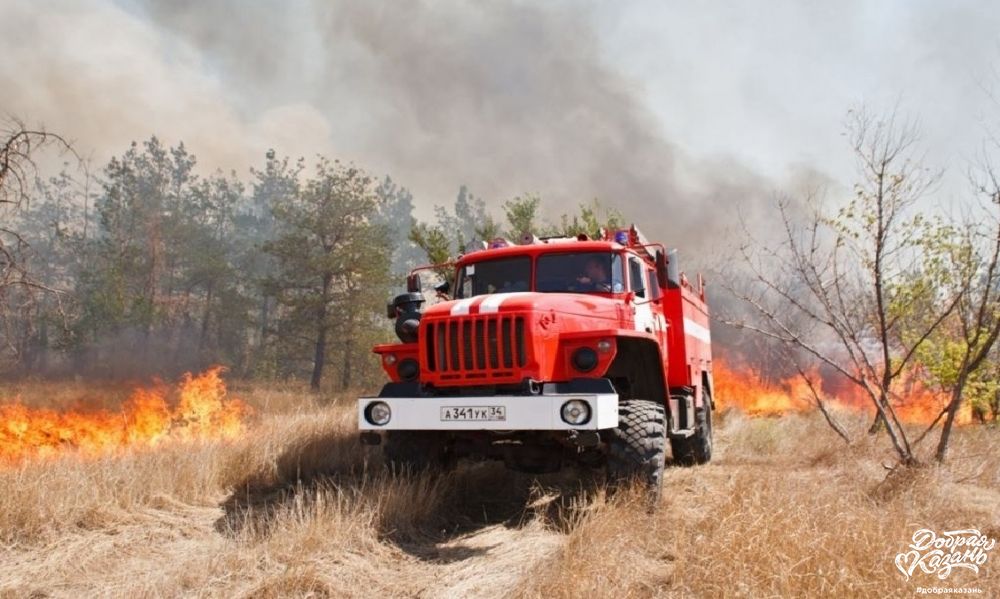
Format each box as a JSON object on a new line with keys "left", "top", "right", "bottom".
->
{"left": 358, "top": 226, "right": 714, "bottom": 496}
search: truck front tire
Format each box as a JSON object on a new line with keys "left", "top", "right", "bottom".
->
{"left": 606, "top": 399, "right": 667, "bottom": 501}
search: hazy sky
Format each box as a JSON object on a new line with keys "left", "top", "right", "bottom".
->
{"left": 599, "top": 0, "right": 1000, "bottom": 192}
{"left": 3, "top": 0, "right": 999, "bottom": 234}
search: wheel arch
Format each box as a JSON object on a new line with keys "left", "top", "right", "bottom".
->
{"left": 605, "top": 336, "right": 668, "bottom": 404}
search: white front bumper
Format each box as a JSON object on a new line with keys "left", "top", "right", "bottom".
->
{"left": 358, "top": 393, "right": 619, "bottom": 431}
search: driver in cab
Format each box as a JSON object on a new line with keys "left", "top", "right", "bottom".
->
{"left": 576, "top": 257, "right": 612, "bottom": 292}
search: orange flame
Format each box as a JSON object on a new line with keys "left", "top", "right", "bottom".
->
{"left": 713, "top": 359, "right": 970, "bottom": 425}
{"left": 713, "top": 360, "right": 809, "bottom": 415}
{"left": 0, "top": 367, "right": 250, "bottom": 465}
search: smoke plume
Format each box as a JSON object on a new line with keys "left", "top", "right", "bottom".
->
{"left": 0, "top": 0, "right": 806, "bottom": 258}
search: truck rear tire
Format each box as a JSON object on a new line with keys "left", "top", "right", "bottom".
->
{"left": 383, "top": 431, "right": 448, "bottom": 472}
{"left": 606, "top": 400, "right": 667, "bottom": 501}
{"left": 670, "top": 391, "right": 713, "bottom": 466}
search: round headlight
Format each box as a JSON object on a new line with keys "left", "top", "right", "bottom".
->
{"left": 383, "top": 353, "right": 398, "bottom": 366}
{"left": 397, "top": 358, "right": 419, "bottom": 381}
{"left": 572, "top": 347, "right": 598, "bottom": 372}
{"left": 561, "top": 400, "right": 591, "bottom": 425}
{"left": 365, "top": 401, "right": 392, "bottom": 426}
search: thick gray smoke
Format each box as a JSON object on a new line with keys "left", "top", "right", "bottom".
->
{"left": 1, "top": 0, "right": 807, "bottom": 259}
{"left": 161, "top": 1, "right": 805, "bottom": 249}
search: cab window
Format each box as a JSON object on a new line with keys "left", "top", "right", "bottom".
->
{"left": 455, "top": 257, "right": 531, "bottom": 298}
{"left": 628, "top": 256, "right": 645, "bottom": 297}
{"left": 647, "top": 270, "right": 662, "bottom": 300}
{"left": 536, "top": 252, "right": 624, "bottom": 293}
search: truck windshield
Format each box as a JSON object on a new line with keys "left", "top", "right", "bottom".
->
{"left": 455, "top": 257, "right": 531, "bottom": 298}
{"left": 536, "top": 252, "right": 624, "bottom": 293}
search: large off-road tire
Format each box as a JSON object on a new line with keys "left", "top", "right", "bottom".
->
{"left": 606, "top": 400, "right": 667, "bottom": 500}
{"left": 670, "top": 390, "right": 713, "bottom": 466}
{"left": 383, "top": 431, "right": 449, "bottom": 472}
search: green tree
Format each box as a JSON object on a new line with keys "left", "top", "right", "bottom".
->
{"left": 77, "top": 137, "right": 183, "bottom": 365}
{"left": 11, "top": 168, "right": 91, "bottom": 371}
{"left": 376, "top": 176, "right": 421, "bottom": 276}
{"left": 74, "top": 138, "right": 251, "bottom": 375}
{"left": 409, "top": 186, "right": 498, "bottom": 288}
{"left": 554, "top": 198, "right": 624, "bottom": 237}
{"left": 502, "top": 194, "right": 542, "bottom": 238}
{"left": 264, "top": 158, "right": 391, "bottom": 390}
{"left": 918, "top": 172, "right": 1000, "bottom": 460}
{"left": 239, "top": 150, "right": 302, "bottom": 377}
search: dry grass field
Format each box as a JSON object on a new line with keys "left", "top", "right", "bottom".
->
{"left": 1, "top": 378, "right": 999, "bottom": 598}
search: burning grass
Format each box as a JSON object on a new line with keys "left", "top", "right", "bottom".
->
{"left": 1, "top": 379, "right": 998, "bottom": 597}
{"left": 713, "top": 359, "right": 975, "bottom": 425}
{"left": 0, "top": 367, "right": 250, "bottom": 464}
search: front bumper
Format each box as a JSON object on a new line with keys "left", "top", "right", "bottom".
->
{"left": 357, "top": 392, "right": 619, "bottom": 431}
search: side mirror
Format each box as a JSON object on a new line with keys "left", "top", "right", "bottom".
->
{"left": 406, "top": 273, "right": 422, "bottom": 293}
{"left": 664, "top": 249, "right": 681, "bottom": 289}
{"left": 391, "top": 292, "right": 425, "bottom": 343}
{"left": 656, "top": 250, "right": 668, "bottom": 289}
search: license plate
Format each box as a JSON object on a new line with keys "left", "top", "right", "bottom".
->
{"left": 440, "top": 406, "right": 507, "bottom": 422}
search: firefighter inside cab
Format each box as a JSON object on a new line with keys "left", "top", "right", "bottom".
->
{"left": 576, "top": 256, "right": 614, "bottom": 292}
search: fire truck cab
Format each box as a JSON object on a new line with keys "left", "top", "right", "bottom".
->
{"left": 358, "top": 226, "right": 714, "bottom": 496}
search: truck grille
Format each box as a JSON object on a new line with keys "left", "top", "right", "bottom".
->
{"left": 425, "top": 316, "right": 527, "bottom": 374}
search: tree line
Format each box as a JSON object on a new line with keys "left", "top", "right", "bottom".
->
{"left": 0, "top": 123, "right": 620, "bottom": 391}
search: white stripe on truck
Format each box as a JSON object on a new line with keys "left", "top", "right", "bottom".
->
{"left": 683, "top": 317, "right": 711, "bottom": 343}
{"left": 478, "top": 292, "right": 532, "bottom": 314}
{"left": 450, "top": 297, "right": 478, "bottom": 316}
